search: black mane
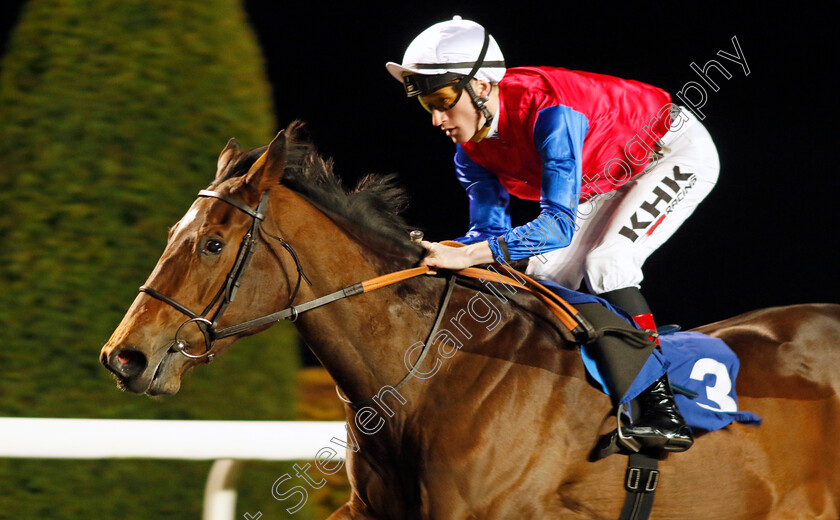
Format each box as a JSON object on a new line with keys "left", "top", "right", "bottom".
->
{"left": 213, "top": 123, "right": 426, "bottom": 267}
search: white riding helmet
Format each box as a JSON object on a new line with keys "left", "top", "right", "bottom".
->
{"left": 386, "top": 16, "right": 506, "bottom": 98}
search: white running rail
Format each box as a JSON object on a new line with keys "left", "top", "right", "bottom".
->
{"left": 0, "top": 418, "right": 347, "bottom": 520}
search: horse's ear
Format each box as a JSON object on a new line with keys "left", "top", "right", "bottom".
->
{"left": 215, "top": 138, "right": 241, "bottom": 180}
{"left": 246, "top": 129, "right": 287, "bottom": 192}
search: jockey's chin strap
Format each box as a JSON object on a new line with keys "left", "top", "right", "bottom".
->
{"left": 466, "top": 82, "right": 494, "bottom": 138}
{"left": 461, "top": 31, "right": 495, "bottom": 141}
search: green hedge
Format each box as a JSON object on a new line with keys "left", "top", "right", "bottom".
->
{"left": 0, "top": 1, "right": 310, "bottom": 517}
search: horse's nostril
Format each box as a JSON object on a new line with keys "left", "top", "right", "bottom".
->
{"left": 111, "top": 348, "right": 148, "bottom": 379}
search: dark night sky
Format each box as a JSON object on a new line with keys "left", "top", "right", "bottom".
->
{"left": 243, "top": 2, "right": 839, "bottom": 328}
{"left": 2, "top": 2, "right": 837, "bottom": 328}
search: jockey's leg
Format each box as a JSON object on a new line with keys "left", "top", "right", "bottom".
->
{"left": 599, "top": 286, "right": 660, "bottom": 344}
{"left": 575, "top": 302, "right": 655, "bottom": 404}
{"left": 528, "top": 107, "right": 717, "bottom": 452}
{"left": 575, "top": 301, "right": 693, "bottom": 452}
{"left": 582, "top": 109, "right": 719, "bottom": 301}
{"left": 619, "top": 372, "right": 694, "bottom": 452}
{"left": 528, "top": 107, "right": 719, "bottom": 294}
{"left": 580, "top": 108, "right": 717, "bottom": 452}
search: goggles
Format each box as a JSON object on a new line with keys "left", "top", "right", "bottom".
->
{"left": 401, "top": 29, "right": 502, "bottom": 98}
{"left": 417, "top": 84, "right": 464, "bottom": 113}
{"left": 403, "top": 72, "right": 462, "bottom": 98}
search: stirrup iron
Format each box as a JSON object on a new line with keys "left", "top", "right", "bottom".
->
{"left": 616, "top": 403, "right": 641, "bottom": 453}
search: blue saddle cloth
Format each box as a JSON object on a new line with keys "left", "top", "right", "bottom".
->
{"left": 538, "top": 281, "right": 762, "bottom": 432}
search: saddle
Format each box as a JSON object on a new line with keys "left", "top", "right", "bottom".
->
{"left": 432, "top": 239, "right": 761, "bottom": 520}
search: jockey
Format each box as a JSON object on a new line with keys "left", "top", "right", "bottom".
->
{"left": 387, "top": 17, "right": 720, "bottom": 452}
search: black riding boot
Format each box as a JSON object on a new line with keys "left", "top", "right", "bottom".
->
{"left": 576, "top": 297, "right": 693, "bottom": 452}
{"left": 619, "top": 374, "right": 694, "bottom": 452}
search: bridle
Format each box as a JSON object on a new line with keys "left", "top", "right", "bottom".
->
{"left": 139, "top": 188, "right": 310, "bottom": 360}
{"left": 138, "top": 186, "right": 445, "bottom": 364}
{"left": 137, "top": 187, "right": 600, "bottom": 406}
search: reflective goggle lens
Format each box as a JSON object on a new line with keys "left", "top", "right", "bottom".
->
{"left": 418, "top": 85, "right": 463, "bottom": 113}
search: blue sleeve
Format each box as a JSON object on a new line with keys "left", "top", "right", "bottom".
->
{"left": 489, "top": 105, "right": 588, "bottom": 261}
{"left": 452, "top": 145, "right": 512, "bottom": 244}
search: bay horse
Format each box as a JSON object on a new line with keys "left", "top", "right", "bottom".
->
{"left": 100, "top": 123, "right": 840, "bottom": 519}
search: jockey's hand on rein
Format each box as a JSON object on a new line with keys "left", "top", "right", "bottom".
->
{"left": 419, "top": 240, "right": 494, "bottom": 273}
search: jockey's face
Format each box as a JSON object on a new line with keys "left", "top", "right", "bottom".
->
{"left": 422, "top": 80, "right": 491, "bottom": 144}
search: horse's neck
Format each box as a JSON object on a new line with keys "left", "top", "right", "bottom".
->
{"left": 269, "top": 188, "right": 441, "bottom": 403}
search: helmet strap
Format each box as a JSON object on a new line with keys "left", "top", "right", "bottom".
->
{"left": 465, "top": 82, "right": 494, "bottom": 142}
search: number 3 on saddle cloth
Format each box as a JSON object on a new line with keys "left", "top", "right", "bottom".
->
{"left": 540, "top": 280, "right": 762, "bottom": 432}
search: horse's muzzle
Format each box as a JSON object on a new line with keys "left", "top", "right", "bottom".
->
{"left": 101, "top": 346, "right": 165, "bottom": 394}
{"left": 102, "top": 347, "right": 147, "bottom": 378}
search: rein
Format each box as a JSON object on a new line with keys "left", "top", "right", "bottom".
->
{"left": 139, "top": 188, "right": 595, "bottom": 370}
{"left": 138, "top": 189, "right": 448, "bottom": 360}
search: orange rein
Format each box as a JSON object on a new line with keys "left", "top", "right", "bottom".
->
{"left": 360, "top": 264, "right": 580, "bottom": 333}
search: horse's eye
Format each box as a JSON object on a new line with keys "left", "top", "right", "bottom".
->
{"left": 203, "top": 239, "right": 225, "bottom": 255}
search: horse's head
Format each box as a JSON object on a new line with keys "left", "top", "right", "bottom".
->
{"left": 100, "top": 127, "right": 293, "bottom": 395}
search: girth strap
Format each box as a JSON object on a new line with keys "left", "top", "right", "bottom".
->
{"left": 619, "top": 452, "right": 660, "bottom": 520}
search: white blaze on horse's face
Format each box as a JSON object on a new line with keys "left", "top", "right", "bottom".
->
{"left": 170, "top": 203, "right": 201, "bottom": 239}
{"left": 177, "top": 207, "right": 199, "bottom": 231}
{"left": 102, "top": 128, "right": 291, "bottom": 397}
{"left": 100, "top": 197, "right": 228, "bottom": 396}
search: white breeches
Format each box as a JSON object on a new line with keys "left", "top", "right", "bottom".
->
{"left": 527, "top": 108, "right": 720, "bottom": 294}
